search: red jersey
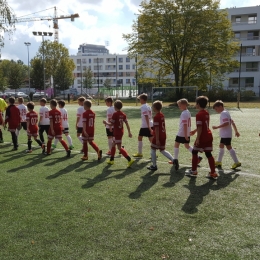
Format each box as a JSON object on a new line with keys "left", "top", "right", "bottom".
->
{"left": 111, "top": 111, "right": 127, "bottom": 137}
{"left": 26, "top": 111, "right": 38, "bottom": 134}
{"left": 82, "top": 109, "right": 95, "bottom": 135}
{"left": 49, "top": 109, "right": 62, "bottom": 131}
{"left": 196, "top": 109, "right": 213, "bottom": 143}
{"left": 151, "top": 112, "right": 166, "bottom": 150}
{"left": 5, "top": 105, "right": 20, "bottom": 129}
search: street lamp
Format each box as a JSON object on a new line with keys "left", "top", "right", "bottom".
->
{"left": 24, "top": 42, "right": 31, "bottom": 98}
{"left": 32, "top": 31, "right": 53, "bottom": 97}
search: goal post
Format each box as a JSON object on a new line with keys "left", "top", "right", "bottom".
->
{"left": 151, "top": 86, "right": 198, "bottom": 103}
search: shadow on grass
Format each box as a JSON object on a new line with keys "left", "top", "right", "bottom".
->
{"left": 162, "top": 167, "right": 187, "bottom": 188}
{"left": 212, "top": 169, "right": 239, "bottom": 191}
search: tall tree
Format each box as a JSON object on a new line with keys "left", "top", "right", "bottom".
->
{"left": 0, "top": 0, "right": 16, "bottom": 53}
{"left": 82, "top": 67, "right": 94, "bottom": 94}
{"left": 123, "top": 0, "right": 239, "bottom": 98}
{"left": 30, "top": 57, "right": 45, "bottom": 91}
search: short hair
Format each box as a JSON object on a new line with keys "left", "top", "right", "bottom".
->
{"left": 50, "top": 99, "right": 57, "bottom": 107}
{"left": 105, "top": 97, "right": 113, "bottom": 103}
{"left": 27, "top": 101, "right": 35, "bottom": 110}
{"left": 138, "top": 93, "right": 148, "bottom": 101}
{"left": 58, "top": 100, "right": 65, "bottom": 107}
{"left": 153, "top": 100, "right": 163, "bottom": 111}
{"left": 196, "top": 96, "right": 208, "bottom": 109}
{"left": 213, "top": 100, "right": 224, "bottom": 109}
{"left": 40, "top": 98, "right": 47, "bottom": 104}
{"left": 84, "top": 99, "right": 92, "bottom": 108}
{"left": 177, "top": 98, "right": 189, "bottom": 106}
{"left": 78, "top": 96, "right": 86, "bottom": 102}
{"left": 9, "top": 97, "right": 15, "bottom": 104}
{"left": 18, "top": 97, "right": 24, "bottom": 103}
{"left": 114, "top": 100, "right": 123, "bottom": 110}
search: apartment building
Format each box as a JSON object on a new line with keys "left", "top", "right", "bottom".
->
{"left": 225, "top": 6, "right": 260, "bottom": 94}
{"left": 70, "top": 44, "right": 137, "bottom": 92}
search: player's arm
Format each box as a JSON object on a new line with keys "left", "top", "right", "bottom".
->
{"left": 49, "top": 117, "right": 55, "bottom": 135}
{"left": 155, "top": 125, "right": 160, "bottom": 146}
{"left": 26, "top": 117, "right": 30, "bottom": 133}
{"left": 231, "top": 119, "right": 240, "bottom": 137}
{"left": 125, "top": 121, "right": 132, "bottom": 138}
{"left": 190, "top": 129, "right": 197, "bottom": 136}
{"left": 144, "top": 114, "right": 152, "bottom": 132}
{"left": 183, "top": 123, "right": 189, "bottom": 140}
{"left": 212, "top": 121, "right": 229, "bottom": 130}
{"left": 4, "top": 106, "right": 10, "bottom": 127}
{"left": 195, "top": 125, "right": 202, "bottom": 146}
{"left": 76, "top": 115, "right": 80, "bottom": 130}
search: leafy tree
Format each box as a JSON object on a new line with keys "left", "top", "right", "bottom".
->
{"left": 30, "top": 57, "right": 45, "bottom": 91}
{"left": 123, "top": 0, "right": 239, "bottom": 98}
{"left": 82, "top": 67, "right": 94, "bottom": 94}
{"left": 0, "top": 0, "right": 15, "bottom": 53}
{"left": 0, "top": 66, "right": 7, "bottom": 92}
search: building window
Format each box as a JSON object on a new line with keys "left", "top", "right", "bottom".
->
{"left": 89, "top": 59, "right": 91, "bottom": 63}
{"left": 234, "top": 32, "right": 240, "bottom": 39}
{"left": 82, "top": 59, "right": 86, "bottom": 64}
{"left": 126, "top": 72, "right": 130, "bottom": 76}
{"left": 119, "top": 72, "right": 123, "bottom": 76}
{"left": 118, "top": 58, "right": 123, "bottom": 63}
{"left": 246, "top": 47, "right": 255, "bottom": 56}
{"left": 132, "top": 79, "right": 136, "bottom": 85}
{"left": 119, "top": 65, "right": 123, "bottom": 70}
{"left": 126, "top": 65, "right": 130, "bottom": 70}
{"left": 77, "top": 66, "right": 81, "bottom": 71}
{"left": 77, "top": 59, "right": 81, "bottom": 64}
{"left": 232, "top": 78, "right": 238, "bottom": 84}
{"left": 246, "top": 62, "right": 258, "bottom": 71}
{"left": 77, "top": 79, "right": 81, "bottom": 84}
{"left": 235, "top": 16, "right": 241, "bottom": 23}
{"left": 132, "top": 64, "right": 136, "bottom": 69}
{"left": 126, "top": 57, "right": 130, "bottom": 62}
{"left": 126, "top": 79, "right": 130, "bottom": 83}
{"left": 247, "top": 31, "right": 259, "bottom": 40}
{"left": 248, "top": 15, "right": 257, "bottom": 24}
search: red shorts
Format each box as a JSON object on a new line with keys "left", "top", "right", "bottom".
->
{"left": 28, "top": 126, "right": 38, "bottom": 137}
{"left": 48, "top": 127, "right": 62, "bottom": 139}
{"left": 151, "top": 137, "right": 166, "bottom": 150}
{"left": 193, "top": 141, "right": 213, "bottom": 152}
{"left": 113, "top": 134, "right": 123, "bottom": 144}
{"left": 82, "top": 132, "right": 94, "bottom": 141}
{"left": 8, "top": 123, "right": 20, "bottom": 132}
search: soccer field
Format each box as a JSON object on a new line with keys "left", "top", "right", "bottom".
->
{"left": 1, "top": 104, "right": 260, "bottom": 259}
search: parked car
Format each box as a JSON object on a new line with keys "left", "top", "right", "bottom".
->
{"left": 4, "top": 92, "right": 16, "bottom": 98}
{"left": 16, "top": 92, "right": 29, "bottom": 99}
{"left": 33, "top": 91, "right": 46, "bottom": 99}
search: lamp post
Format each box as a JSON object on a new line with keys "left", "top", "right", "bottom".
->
{"left": 32, "top": 31, "right": 53, "bottom": 97}
{"left": 24, "top": 42, "right": 31, "bottom": 99}
{"left": 237, "top": 43, "right": 242, "bottom": 109}
{"left": 97, "top": 57, "right": 100, "bottom": 105}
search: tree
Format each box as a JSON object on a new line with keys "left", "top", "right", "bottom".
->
{"left": 82, "top": 67, "right": 94, "bottom": 94}
{"left": 36, "top": 40, "right": 75, "bottom": 95}
{"left": 0, "top": 67, "right": 7, "bottom": 92}
{"left": 123, "top": 0, "right": 239, "bottom": 98}
{"left": 30, "top": 58, "right": 45, "bottom": 91}
{"left": 0, "top": 0, "right": 15, "bottom": 54}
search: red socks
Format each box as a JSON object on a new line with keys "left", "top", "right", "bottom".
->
{"left": 83, "top": 142, "right": 88, "bottom": 157}
{"left": 208, "top": 156, "right": 216, "bottom": 174}
{"left": 120, "top": 147, "right": 129, "bottom": 159}
{"left": 60, "top": 139, "right": 69, "bottom": 151}
{"left": 89, "top": 141, "right": 99, "bottom": 153}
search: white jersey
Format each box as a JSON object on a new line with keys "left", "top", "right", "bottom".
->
{"left": 219, "top": 110, "right": 232, "bottom": 138}
{"left": 39, "top": 106, "right": 50, "bottom": 125}
{"left": 177, "top": 109, "right": 191, "bottom": 137}
{"left": 140, "top": 103, "right": 153, "bottom": 128}
{"left": 60, "top": 107, "right": 69, "bottom": 128}
{"left": 17, "top": 104, "right": 27, "bottom": 122}
{"left": 106, "top": 106, "right": 115, "bottom": 129}
{"left": 76, "top": 106, "right": 85, "bottom": 127}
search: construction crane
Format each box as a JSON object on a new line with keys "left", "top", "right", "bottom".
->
{"left": 0, "top": 6, "right": 79, "bottom": 42}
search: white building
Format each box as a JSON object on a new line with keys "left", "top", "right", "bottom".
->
{"left": 225, "top": 6, "right": 260, "bottom": 95}
{"left": 70, "top": 44, "right": 137, "bottom": 95}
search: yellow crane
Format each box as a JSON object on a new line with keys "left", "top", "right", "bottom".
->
{"left": 0, "top": 6, "right": 79, "bottom": 42}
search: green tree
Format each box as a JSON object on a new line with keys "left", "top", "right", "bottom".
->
{"left": 0, "top": 66, "right": 7, "bottom": 92}
{"left": 123, "top": 0, "right": 239, "bottom": 98}
{"left": 30, "top": 57, "right": 45, "bottom": 91}
{"left": 82, "top": 67, "right": 94, "bottom": 94}
{"left": 0, "top": 0, "right": 15, "bottom": 53}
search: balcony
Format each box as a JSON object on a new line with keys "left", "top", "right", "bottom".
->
{"left": 233, "top": 68, "right": 259, "bottom": 72}
{"left": 232, "top": 21, "right": 257, "bottom": 26}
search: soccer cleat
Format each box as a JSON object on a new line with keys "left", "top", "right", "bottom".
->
{"left": 215, "top": 161, "right": 222, "bottom": 168}
{"left": 198, "top": 156, "right": 203, "bottom": 165}
{"left": 231, "top": 162, "right": 241, "bottom": 169}
{"left": 66, "top": 149, "right": 71, "bottom": 157}
{"left": 185, "top": 169, "right": 198, "bottom": 177}
{"left": 107, "top": 160, "right": 114, "bottom": 165}
{"left": 206, "top": 172, "right": 218, "bottom": 180}
{"left": 133, "top": 153, "right": 143, "bottom": 158}
{"left": 127, "top": 159, "right": 135, "bottom": 168}
{"left": 98, "top": 150, "right": 102, "bottom": 160}
{"left": 81, "top": 156, "right": 88, "bottom": 161}
{"left": 147, "top": 165, "right": 158, "bottom": 171}
{"left": 52, "top": 144, "right": 56, "bottom": 149}
{"left": 173, "top": 159, "right": 179, "bottom": 171}
{"left": 106, "top": 151, "right": 111, "bottom": 155}
{"left": 25, "top": 150, "right": 32, "bottom": 153}
{"left": 0, "top": 139, "right": 3, "bottom": 143}
{"left": 168, "top": 160, "right": 173, "bottom": 164}
{"left": 42, "top": 144, "right": 46, "bottom": 154}
{"left": 11, "top": 147, "right": 18, "bottom": 151}
{"left": 69, "top": 145, "right": 74, "bottom": 150}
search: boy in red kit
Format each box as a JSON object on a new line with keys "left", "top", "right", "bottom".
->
{"left": 147, "top": 100, "right": 174, "bottom": 171}
{"left": 103, "top": 100, "right": 134, "bottom": 168}
{"left": 46, "top": 99, "right": 71, "bottom": 157}
{"left": 4, "top": 97, "right": 20, "bottom": 150}
{"left": 25, "top": 102, "right": 44, "bottom": 153}
{"left": 81, "top": 100, "right": 102, "bottom": 161}
{"left": 186, "top": 96, "right": 218, "bottom": 179}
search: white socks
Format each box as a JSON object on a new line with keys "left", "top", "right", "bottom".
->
{"left": 138, "top": 141, "right": 143, "bottom": 154}
{"left": 66, "top": 135, "right": 73, "bottom": 146}
{"left": 54, "top": 138, "right": 59, "bottom": 146}
{"left": 150, "top": 149, "right": 157, "bottom": 166}
{"left": 174, "top": 148, "right": 179, "bottom": 160}
{"left": 217, "top": 148, "right": 225, "bottom": 162}
{"left": 78, "top": 136, "right": 83, "bottom": 144}
{"left": 229, "top": 149, "right": 239, "bottom": 163}
{"left": 161, "top": 150, "right": 174, "bottom": 161}
{"left": 188, "top": 146, "right": 193, "bottom": 153}
{"left": 108, "top": 138, "right": 113, "bottom": 151}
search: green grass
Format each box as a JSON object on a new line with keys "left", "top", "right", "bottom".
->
{"left": 1, "top": 104, "right": 260, "bottom": 259}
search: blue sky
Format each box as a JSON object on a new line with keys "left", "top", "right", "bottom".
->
{"left": 1, "top": 0, "right": 257, "bottom": 64}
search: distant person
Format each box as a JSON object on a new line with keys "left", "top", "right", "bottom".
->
{"left": 4, "top": 97, "right": 21, "bottom": 150}
{"left": 212, "top": 100, "right": 241, "bottom": 169}
{"left": 81, "top": 99, "right": 102, "bottom": 161}
{"left": 0, "top": 97, "right": 8, "bottom": 143}
{"left": 16, "top": 97, "right": 28, "bottom": 140}
{"left": 133, "top": 93, "right": 153, "bottom": 158}
{"left": 186, "top": 96, "right": 218, "bottom": 179}
{"left": 76, "top": 96, "right": 86, "bottom": 148}
{"left": 103, "top": 100, "right": 134, "bottom": 168}
{"left": 147, "top": 100, "right": 174, "bottom": 171}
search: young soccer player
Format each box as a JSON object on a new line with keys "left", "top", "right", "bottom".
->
{"left": 4, "top": 97, "right": 21, "bottom": 150}
{"left": 0, "top": 97, "right": 8, "bottom": 143}
{"left": 186, "top": 96, "right": 218, "bottom": 179}
{"left": 38, "top": 98, "right": 50, "bottom": 149}
{"left": 133, "top": 93, "right": 153, "bottom": 158}
{"left": 169, "top": 98, "right": 202, "bottom": 170}
{"left": 76, "top": 96, "right": 86, "bottom": 145}
{"left": 104, "top": 97, "right": 115, "bottom": 155}
{"left": 212, "top": 100, "right": 241, "bottom": 169}
{"left": 25, "top": 102, "right": 44, "bottom": 153}
{"left": 103, "top": 100, "right": 134, "bottom": 167}
{"left": 16, "top": 97, "right": 28, "bottom": 138}
{"left": 147, "top": 100, "right": 174, "bottom": 171}
{"left": 46, "top": 99, "right": 71, "bottom": 157}
{"left": 81, "top": 100, "right": 102, "bottom": 161}
{"left": 52, "top": 100, "right": 74, "bottom": 150}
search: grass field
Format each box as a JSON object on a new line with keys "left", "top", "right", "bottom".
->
{"left": 1, "top": 103, "right": 260, "bottom": 259}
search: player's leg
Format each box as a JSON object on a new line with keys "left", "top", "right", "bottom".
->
{"left": 106, "top": 128, "right": 113, "bottom": 155}
{"left": 10, "top": 128, "right": 18, "bottom": 150}
{"left": 107, "top": 138, "right": 116, "bottom": 164}
{"left": 215, "top": 142, "right": 225, "bottom": 167}
{"left": 119, "top": 144, "right": 134, "bottom": 167}
{"left": 226, "top": 142, "right": 241, "bottom": 169}
{"left": 39, "top": 126, "right": 45, "bottom": 144}
{"left": 65, "top": 131, "right": 73, "bottom": 149}
{"left": 52, "top": 138, "right": 59, "bottom": 149}
{"left": 26, "top": 135, "right": 32, "bottom": 153}
{"left": 0, "top": 127, "right": 3, "bottom": 143}
{"left": 205, "top": 151, "right": 218, "bottom": 179}
{"left": 81, "top": 139, "right": 88, "bottom": 160}
{"left": 58, "top": 136, "right": 70, "bottom": 157}
{"left": 46, "top": 136, "right": 53, "bottom": 155}
{"left": 186, "top": 149, "right": 199, "bottom": 177}
{"left": 77, "top": 128, "right": 83, "bottom": 144}
{"left": 89, "top": 139, "right": 102, "bottom": 160}
{"left": 183, "top": 142, "right": 203, "bottom": 164}
{"left": 133, "top": 130, "right": 144, "bottom": 157}
{"left": 34, "top": 136, "right": 43, "bottom": 147}
{"left": 147, "top": 148, "right": 157, "bottom": 170}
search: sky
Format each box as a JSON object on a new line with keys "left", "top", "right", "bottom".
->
{"left": 0, "top": 0, "right": 257, "bottom": 64}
